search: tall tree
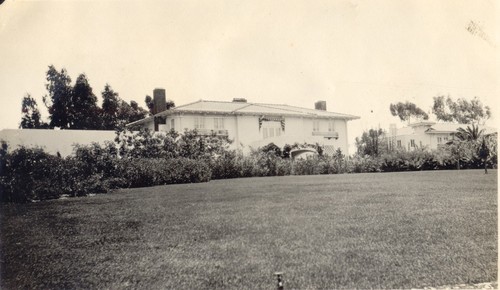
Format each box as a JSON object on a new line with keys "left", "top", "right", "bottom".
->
{"left": 19, "top": 94, "right": 45, "bottom": 129}
{"left": 116, "top": 100, "right": 149, "bottom": 128}
{"left": 71, "top": 74, "right": 101, "bottom": 129}
{"left": 432, "top": 96, "right": 491, "bottom": 125}
{"left": 454, "top": 124, "right": 484, "bottom": 142}
{"left": 389, "top": 101, "right": 429, "bottom": 124}
{"left": 355, "top": 128, "right": 386, "bottom": 156}
{"left": 446, "top": 124, "right": 486, "bottom": 170}
{"left": 43, "top": 65, "right": 73, "bottom": 129}
{"left": 30, "top": 65, "right": 152, "bottom": 130}
{"left": 101, "top": 84, "right": 121, "bottom": 130}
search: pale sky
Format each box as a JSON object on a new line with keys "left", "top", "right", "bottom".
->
{"left": 0, "top": 0, "right": 498, "bottom": 153}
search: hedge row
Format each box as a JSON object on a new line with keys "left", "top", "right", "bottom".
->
{"left": 0, "top": 128, "right": 496, "bottom": 203}
{"left": 0, "top": 147, "right": 211, "bottom": 203}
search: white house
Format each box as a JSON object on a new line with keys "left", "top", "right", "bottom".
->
{"left": 127, "top": 90, "right": 360, "bottom": 155}
{"left": 386, "top": 121, "right": 497, "bottom": 151}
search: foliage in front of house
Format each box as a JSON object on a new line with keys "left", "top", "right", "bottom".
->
{"left": 0, "top": 127, "right": 497, "bottom": 203}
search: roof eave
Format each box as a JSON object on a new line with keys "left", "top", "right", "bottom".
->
{"left": 126, "top": 115, "right": 154, "bottom": 127}
{"left": 166, "top": 109, "right": 360, "bottom": 120}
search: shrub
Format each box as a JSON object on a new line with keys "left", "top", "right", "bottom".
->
{"left": 114, "top": 128, "right": 233, "bottom": 162}
{"left": 235, "top": 154, "right": 257, "bottom": 178}
{"left": 210, "top": 151, "right": 243, "bottom": 179}
{"left": 347, "top": 155, "right": 381, "bottom": 173}
{"left": 292, "top": 156, "right": 322, "bottom": 175}
{"left": 250, "top": 151, "right": 292, "bottom": 177}
{"left": 117, "top": 157, "right": 211, "bottom": 188}
{"left": 73, "top": 142, "right": 119, "bottom": 178}
{"left": 0, "top": 147, "right": 66, "bottom": 202}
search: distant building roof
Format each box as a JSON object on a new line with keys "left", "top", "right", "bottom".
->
{"left": 408, "top": 121, "right": 436, "bottom": 127}
{"left": 128, "top": 99, "right": 360, "bottom": 127}
{"left": 425, "top": 123, "right": 463, "bottom": 133}
{"left": 388, "top": 122, "right": 497, "bottom": 137}
{"left": 426, "top": 123, "right": 497, "bottom": 134}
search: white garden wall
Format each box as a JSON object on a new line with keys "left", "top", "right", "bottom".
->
{"left": 0, "top": 129, "right": 117, "bottom": 156}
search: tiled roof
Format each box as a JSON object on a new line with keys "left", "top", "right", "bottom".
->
{"left": 159, "top": 100, "right": 360, "bottom": 119}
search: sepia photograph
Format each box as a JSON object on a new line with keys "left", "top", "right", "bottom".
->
{"left": 0, "top": 0, "right": 497, "bottom": 288}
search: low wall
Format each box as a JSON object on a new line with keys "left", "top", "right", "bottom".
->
{"left": 0, "top": 129, "right": 117, "bottom": 156}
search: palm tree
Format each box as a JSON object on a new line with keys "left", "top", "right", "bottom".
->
{"left": 447, "top": 124, "right": 485, "bottom": 170}
{"left": 454, "top": 124, "right": 484, "bottom": 142}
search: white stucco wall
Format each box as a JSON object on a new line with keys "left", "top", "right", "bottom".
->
{"left": 139, "top": 113, "right": 352, "bottom": 155}
{"left": 0, "top": 129, "right": 117, "bottom": 156}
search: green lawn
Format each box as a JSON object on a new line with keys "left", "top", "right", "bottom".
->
{"left": 1, "top": 170, "right": 497, "bottom": 289}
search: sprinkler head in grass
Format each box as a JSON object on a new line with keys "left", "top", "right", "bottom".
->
{"left": 274, "top": 272, "right": 284, "bottom": 290}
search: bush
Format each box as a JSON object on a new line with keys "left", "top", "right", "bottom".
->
{"left": 115, "top": 128, "right": 232, "bottom": 161}
{"left": 347, "top": 155, "right": 381, "bottom": 173}
{"left": 210, "top": 151, "right": 243, "bottom": 179}
{"left": 73, "top": 142, "right": 119, "bottom": 178}
{"left": 117, "top": 157, "right": 211, "bottom": 188}
{"left": 251, "top": 151, "right": 292, "bottom": 177}
{"left": 292, "top": 156, "right": 322, "bottom": 175}
{"left": 0, "top": 147, "right": 66, "bottom": 202}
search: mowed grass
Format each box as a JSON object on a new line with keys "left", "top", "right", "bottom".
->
{"left": 1, "top": 170, "right": 497, "bottom": 289}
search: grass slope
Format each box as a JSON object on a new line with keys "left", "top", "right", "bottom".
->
{"left": 1, "top": 170, "right": 497, "bottom": 289}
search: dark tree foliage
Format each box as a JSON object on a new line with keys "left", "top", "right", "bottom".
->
{"left": 355, "top": 128, "right": 385, "bottom": 157}
{"left": 145, "top": 95, "right": 154, "bottom": 114}
{"left": 19, "top": 94, "right": 46, "bottom": 129}
{"left": 114, "top": 101, "right": 149, "bottom": 129}
{"left": 27, "top": 65, "right": 151, "bottom": 130}
{"left": 102, "top": 85, "right": 150, "bottom": 129}
{"left": 43, "top": 65, "right": 73, "bottom": 129}
{"left": 260, "top": 143, "right": 282, "bottom": 157}
{"left": 282, "top": 144, "right": 292, "bottom": 158}
{"left": 389, "top": 101, "right": 429, "bottom": 124}
{"left": 101, "top": 84, "right": 121, "bottom": 130}
{"left": 479, "top": 137, "right": 490, "bottom": 174}
{"left": 454, "top": 124, "right": 484, "bottom": 142}
{"left": 71, "top": 74, "right": 101, "bottom": 129}
{"left": 127, "top": 101, "right": 149, "bottom": 122}
{"left": 145, "top": 95, "right": 175, "bottom": 115}
{"left": 166, "top": 100, "right": 175, "bottom": 110}
{"left": 432, "top": 95, "right": 491, "bottom": 125}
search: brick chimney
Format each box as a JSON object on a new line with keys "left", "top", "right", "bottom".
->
{"left": 315, "top": 101, "right": 327, "bottom": 111}
{"left": 153, "top": 88, "right": 166, "bottom": 114}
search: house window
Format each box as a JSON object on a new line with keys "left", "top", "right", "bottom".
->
{"left": 170, "top": 119, "right": 175, "bottom": 130}
{"left": 397, "top": 140, "right": 402, "bottom": 148}
{"left": 437, "top": 137, "right": 442, "bottom": 144}
{"left": 410, "top": 139, "right": 415, "bottom": 147}
{"left": 262, "top": 122, "right": 282, "bottom": 139}
{"left": 275, "top": 128, "right": 281, "bottom": 137}
{"left": 444, "top": 136, "right": 448, "bottom": 141}
{"left": 194, "top": 117, "right": 205, "bottom": 129}
{"left": 313, "top": 120, "right": 320, "bottom": 132}
{"left": 214, "top": 117, "right": 224, "bottom": 129}
{"left": 328, "top": 120, "right": 335, "bottom": 132}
